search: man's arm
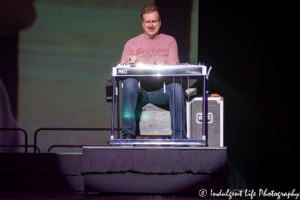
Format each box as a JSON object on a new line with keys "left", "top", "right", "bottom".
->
{"left": 120, "top": 41, "right": 139, "bottom": 64}
{"left": 153, "top": 60, "right": 178, "bottom": 65}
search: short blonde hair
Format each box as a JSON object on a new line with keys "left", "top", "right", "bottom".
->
{"left": 141, "top": 5, "right": 160, "bottom": 20}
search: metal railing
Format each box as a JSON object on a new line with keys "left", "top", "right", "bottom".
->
{"left": 47, "top": 144, "right": 109, "bottom": 153}
{"left": 34, "top": 128, "right": 119, "bottom": 153}
{"left": 0, "top": 128, "right": 28, "bottom": 153}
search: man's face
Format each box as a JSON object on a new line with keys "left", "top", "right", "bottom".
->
{"left": 142, "top": 11, "right": 161, "bottom": 39}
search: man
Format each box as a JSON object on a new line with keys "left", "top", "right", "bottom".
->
{"left": 120, "top": 5, "right": 187, "bottom": 139}
{"left": 0, "top": 0, "right": 36, "bottom": 152}
{"left": 0, "top": 0, "right": 37, "bottom": 119}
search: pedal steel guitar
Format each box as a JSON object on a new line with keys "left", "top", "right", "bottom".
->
{"left": 110, "top": 63, "right": 208, "bottom": 146}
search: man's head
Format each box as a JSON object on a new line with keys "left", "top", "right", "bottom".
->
{"left": 141, "top": 5, "right": 161, "bottom": 39}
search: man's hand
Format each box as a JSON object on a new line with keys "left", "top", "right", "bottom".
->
{"left": 153, "top": 60, "right": 163, "bottom": 65}
{"left": 128, "top": 55, "right": 138, "bottom": 64}
{"left": 120, "top": 55, "right": 138, "bottom": 65}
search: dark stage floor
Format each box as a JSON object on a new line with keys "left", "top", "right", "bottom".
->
{"left": 0, "top": 192, "right": 276, "bottom": 200}
{"left": 0, "top": 192, "right": 207, "bottom": 200}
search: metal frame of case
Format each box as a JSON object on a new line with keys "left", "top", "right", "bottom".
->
{"left": 186, "top": 97, "right": 224, "bottom": 147}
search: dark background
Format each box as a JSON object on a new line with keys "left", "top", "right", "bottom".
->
{"left": 1, "top": 0, "right": 299, "bottom": 191}
{"left": 197, "top": 0, "right": 298, "bottom": 190}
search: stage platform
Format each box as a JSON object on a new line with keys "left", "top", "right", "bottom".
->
{"left": 0, "top": 146, "right": 229, "bottom": 195}
{"left": 82, "top": 146, "right": 229, "bottom": 195}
